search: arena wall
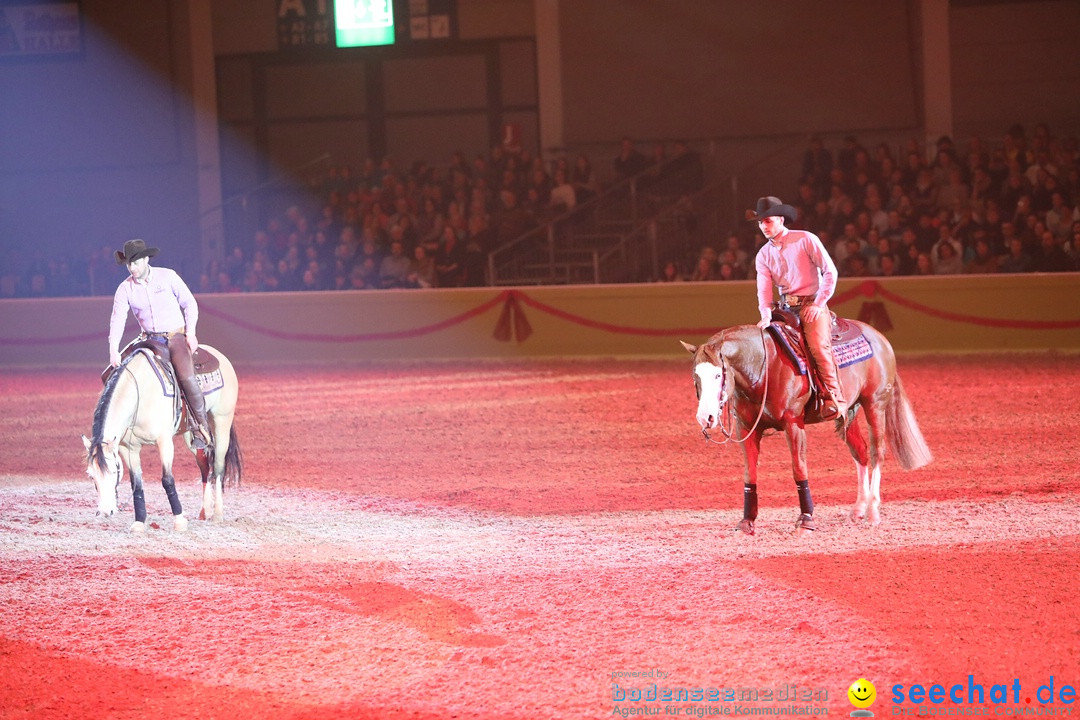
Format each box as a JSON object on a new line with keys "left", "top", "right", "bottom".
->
{"left": 3, "top": 274, "right": 1078, "bottom": 368}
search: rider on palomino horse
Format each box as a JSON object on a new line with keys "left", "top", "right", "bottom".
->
{"left": 749, "top": 196, "right": 847, "bottom": 422}
{"left": 107, "top": 239, "right": 213, "bottom": 451}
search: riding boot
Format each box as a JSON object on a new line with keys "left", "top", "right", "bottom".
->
{"left": 168, "top": 336, "right": 212, "bottom": 450}
{"left": 800, "top": 305, "right": 846, "bottom": 421}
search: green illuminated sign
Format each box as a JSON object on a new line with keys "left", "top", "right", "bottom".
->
{"left": 334, "top": 0, "right": 395, "bottom": 47}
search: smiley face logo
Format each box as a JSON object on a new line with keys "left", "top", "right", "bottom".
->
{"left": 848, "top": 678, "right": 876, "bottom": 709}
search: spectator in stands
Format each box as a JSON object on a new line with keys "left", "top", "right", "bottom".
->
{"left": 570, "top": 152, "right": 600, "bottom": 205}
{"left": 876, "top": 252, "right": 901, "bottom": 277}
{"left": 931, "top": 239, "right": 963, "bottom": 275}
{"left": 863, "top": 230, "right": 891, "bottom": 275}
{"left": 525, "top": 164, "right": 553, "bottom": 210}
{"left": 549, "top": 167, "right": 576, "bottom": 214}
{"left": 492, "top": 189, "right": 536, "bottom": 248}
{"left": 1032, "top": 230, "right": 1075, "bottom": 272}
{"left": 434, "top": 225, "right": 465, "bottom": 288}
{"left": 612, "top": 136, "right": 649, "bottom": 184}
{"left": 865, "top": 192, "right": 889, "bottom": 236}
{"left": 379, "top": 238, "right": 412, "bottom": 288}
{"left": 913, "top": 251, "right": 934, "bottom": 276}
{"left": 965, "top": 237, "right": 999, "bottom": 274}
{"left": 658, "top": 260, "right": 685, "bottom": 282}
{"left": 1067, "top": 222, "right": 1080, "bottom": 266}
{"left": 721, "top": 234, "right": 750, "bottom": 278}
{"left": 689, "top": 253, "right": 719, "bottom": 282}
{"left": 461, "top": 229, "right": 488, "bottom": 288}
{"left": 930, "top": 226, "right": 963, "bottom": 271}
{"left": 407, "top": 245, "right": 436, "bottom": 288}
{"left": 999, "top": 237, "right": 1034, "bottom": 274}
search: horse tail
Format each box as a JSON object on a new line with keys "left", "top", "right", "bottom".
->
{"left": 222, "top": 424, "right": 243, "bottom": 488}
{"left": 885, "top": 374, "right": 933, "bottom": 470}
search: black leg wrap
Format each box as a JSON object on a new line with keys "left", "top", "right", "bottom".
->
{"left": 162, "top": 475, "right": 183, "bottom": 516}
{"left": 132, "top": 484, "right": 146, "bottom": 523}
{"left": 743, "top": 483, "right": 758, "bottom": 521}
{"left": 796, "top": 480, "right": 814, "bottom": 516}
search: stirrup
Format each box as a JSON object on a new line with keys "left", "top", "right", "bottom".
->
{"left": 817, "top": 394, "right": 844, "bottom": 422}
{"left": 189, "top": 422, "right": 212, "bottom": 450}
{"left": 818, "top": 402, "right": 839, "bottom": 421}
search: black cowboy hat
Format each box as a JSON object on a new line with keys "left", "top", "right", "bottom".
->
{"left": 745, "top": 196, "right": 797, "bottom": 224}
{"left": 115, "top": 239, "right": 159, "bottom": 265}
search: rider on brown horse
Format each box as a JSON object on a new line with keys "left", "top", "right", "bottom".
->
{"left": 749, "top": 196, "right": 847, "bottom": 422}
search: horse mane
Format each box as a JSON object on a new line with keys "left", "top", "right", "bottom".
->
{"left": 86, "top": 441, "right": 108, "bottom": 476}
{"left": 90, "top": 351, "right": 148, "bottom": 447}
{"left": 91, "top": 359, "right": 126, "bottom": 444}
{"left": 695, "top": 325, "right": 766, "bottom": 376}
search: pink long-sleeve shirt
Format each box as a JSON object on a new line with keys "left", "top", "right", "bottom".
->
{"left": 109, "top": 266, "right": 198, "bottom": 355}
{"left": 754, "top": 228, "right": 838, "bottom": 318}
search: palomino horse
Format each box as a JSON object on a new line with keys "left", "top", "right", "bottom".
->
{"left": 682, "top": 319, "right": 931, "bottom": 533}
{"left": 83, "top": 344, "right": 242, "bottom": 531}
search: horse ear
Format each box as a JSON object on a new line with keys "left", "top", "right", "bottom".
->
{"left": 679, "top": 341, "right": 697, "bottom": 355}
{"left": 81, "top": 435, "right": 91, "bottom": 451}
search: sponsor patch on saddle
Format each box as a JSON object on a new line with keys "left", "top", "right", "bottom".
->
{"left": 196, "top": 367, "right": 224, "bottom": 394}
{"left": 834, "top": 333, "right": 873, "bottom": 368}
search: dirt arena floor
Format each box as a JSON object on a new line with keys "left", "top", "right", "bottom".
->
{"left": 1, "top": 353, "right": 1078, "bottom": 719}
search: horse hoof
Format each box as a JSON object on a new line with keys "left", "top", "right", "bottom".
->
{"left": 174, "top": 515, "right": 188, "bottom": 532}
{"left": 735, "top": 519, "right": 755, "bottom": 536}
{"left": 131, "top": 521, "right": 146, "bottom": 533}
{"left": 795, "top": 513, "right": 817, "bottom": 532}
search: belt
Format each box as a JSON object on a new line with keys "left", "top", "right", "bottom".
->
{"left": 144, "top": 327, "right": 186, "bottom": 339}
{"left": 781, "top": 294, "right": 815, "bottom": 307}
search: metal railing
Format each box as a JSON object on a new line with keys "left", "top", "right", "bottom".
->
{"left": 486, "top": 160, "right": 735, "bottom": 285}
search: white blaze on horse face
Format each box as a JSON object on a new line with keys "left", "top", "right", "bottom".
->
{"left": 693, "top": 361, "right": 725, "bottom": 429}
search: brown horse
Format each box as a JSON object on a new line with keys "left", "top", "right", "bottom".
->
{"left": 681, "top": 319, "right": 931, "bottom": 534}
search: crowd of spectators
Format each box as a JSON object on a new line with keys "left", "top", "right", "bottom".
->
{"left": 663, "top": 123, "right": 1080, "bottom": 282}
{"left": 195, "top": 145, "right": 609, "bottom": 295}
{"left": 3, "top": 122, "right": 1079, "bottom": 298}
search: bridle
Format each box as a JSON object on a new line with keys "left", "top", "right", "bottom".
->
{"left": 90, "top": 356, "right": 142, "bottom": 500}
{"left": 89, "top": 442, "right": 123, "bottom": 506}
{"left": 701, "top": 327, "right": 770, "bottom": 445}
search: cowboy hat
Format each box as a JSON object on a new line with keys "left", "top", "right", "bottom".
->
{"left": 115, "top": 239, "right": 159, "bottom": 265}
{"left": 745, "top": 196, "right": 797, "bottom": 224}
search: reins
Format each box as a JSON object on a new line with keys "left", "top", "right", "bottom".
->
{"left": 120, "top": 357, "right": 141, "bottom": 445}
{"left": 702, "top": 327, "right": 770, "bottom": 445}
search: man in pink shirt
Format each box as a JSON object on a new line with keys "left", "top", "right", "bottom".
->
{"left": 108, "top": 239, "right": 212, "bottom": 450}
{"left": 750, "top": 196, "right": 847, "bottom": 422}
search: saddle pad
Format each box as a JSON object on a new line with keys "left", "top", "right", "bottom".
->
{"left": 131, "top": 348, "right": 224, "bottom": 397}
{"left": 834, "top": 333, "right": 874, "bottom": 368}
{"left": 768, "top": 323, "right": 874, "bottom": 374}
